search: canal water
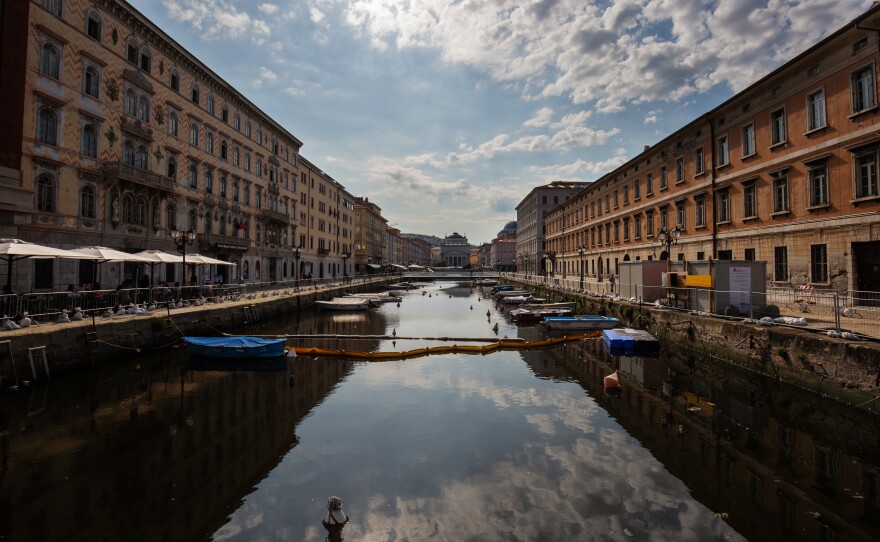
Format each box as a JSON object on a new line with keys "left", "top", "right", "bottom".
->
{"left": 1, "top": 282, "right": 879, "bottom": 541}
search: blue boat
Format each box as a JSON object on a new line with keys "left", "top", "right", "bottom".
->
{"left": 183, "top": 336, "right": 289, "bottom": 359}
{"left": 541, "top": 315, "right": 619, "bottom": 331}
{"left": 602, "top": 328, "right": 660, "bottom": 357}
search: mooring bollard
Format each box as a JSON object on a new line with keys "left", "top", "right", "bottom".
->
{"left": 322, "top": 496, "right": 349, "bottom": 542}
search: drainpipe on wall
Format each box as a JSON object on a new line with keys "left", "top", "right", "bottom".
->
{"left": 707, "top": 113, "right": 717, "bottom": 261}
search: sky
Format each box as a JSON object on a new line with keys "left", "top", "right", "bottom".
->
{"left": 130, "top": 0, "right": 871, "bottom": 244}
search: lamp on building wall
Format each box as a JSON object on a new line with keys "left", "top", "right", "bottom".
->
{"left": 170, "top": 226, "right": 197, "bottom": 286}
{"left": 341, "top": 250, "right": 349, "bottom": 282}
{"left": 577, "top": 245, "right": 585, "bottom": 291}
{"left": 293, "top": 245, "right": 301, "bottom": 289}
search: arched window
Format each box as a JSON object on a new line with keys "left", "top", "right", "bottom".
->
{"left": 36, "top": 175, "right": 56, "bottom": 212}
{"left": 232, "top": 181, "right": 240, "bottom": 201}
{"left": 38, "top": 107, "right": 58, "bottom": 145}
{"left": 207, "top": 95, "right": 215, "bottom": 115}
{"left": 139, "top": 46, "right": 151, "bottom": 72}
{"left": 221, "top": 106, "right": 229, "bottom": 123}
{"left": 166, "top": 204, "right": 176, "bottom": 230}
{"left": 233, "top": 113, "right": 240, "bottom": 131}
{"left": 191, "top": 84, "right": 199, "bottom": 105}
{"left": 206, "top": 132, "right": 214, "bottom": 154}
{"left": 84, "top": 66, "right": 99, "bottom": 97}
{"left": 220, "top": 139, "right": 228, "bottom": 160}
{"left": 168, "top": 112, "right": 178, "bottom": 136}
{"left": 166, "top": 156, "right": 177, "bottom": 179}
{"left": 256, "top": 223, "right": 262, "bottom": 242}
{"left": 126, "top": 38, "right": 138, "bottom": 64}
{"left": 137, "top": 96, "right": 149, "bottom": 122}
{"left": 135, "top": 197, "right": 146, "bottom": 225}
{"left": 80, "top": 185, "right": 96, "bottom": 218}
{"left": 232, "top": 147, "right": 239, "bottom": 166}
{"left": 43, "top": 0, "right": 62, "bottom": 16}
{"left": 170, "top": 70, "right": 180, "bottom": 91}
{"left": 204, "top": 211, "right": 212, "bottom": 235}
{"left": 245, "top": 121, "right": 252, "bottom": 138}
{"left": 125, "top": 89, "right": 136, "bottom": 116}
{"left": 81, "top": 124, "right": 97, "bottom": 157}
{"left": 188, "top": 209, "right": 197, "bottom": 230}
{"left": 189, "top": 164, "right": 197, "bottom": 188}
{"left": 86, "top": 10, "right": 101, "bottom": 41}
{"left": 219, "top": 214, "right": 227, "bottom": 235}
{"left": 136, "top": 145, "right": 147, "bottom": 169}
{"left": 122, "top": 194, "right": 134, "bottom": 223}
{"left": 205, "top": 168, "right": 214, "bottom": 192}
{"left": 256, "top": 157, "right": 262, "bottom": 177}
{"left": 189, "top": 123, "right": 199, "bottom": 146}
{"left": 123, "top": 142, "right": 135, "bottom": 165}
{"left": 255, "top": 261, "right": 261, "bottom": 280}
{"left": 40, "top": 43, "right": 60, "bottom": 78}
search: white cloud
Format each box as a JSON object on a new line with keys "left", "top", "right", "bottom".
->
{"left": 523, "top": 107, "right": 554, "bottom": 129}
{"left": 162, "top": 0, "right": 271, "bottom": 42}
{"left": 644, "top": 111, "right": 657, "bottom": 124}
{"left": 341, "top": 0, "right": 867, "bottom": 113}
{"left": 528, "top": 148, "right": 629, "bottom": 178}
{"left": 257, "top": 3, "right": 278, "bottom": 15}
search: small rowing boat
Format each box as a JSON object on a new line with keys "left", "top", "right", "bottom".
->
{"left": 183, "top": 336, "right": 289, "bottom": 359}
{"left": 541, "top": 315, "right": 619, "bottom": 331}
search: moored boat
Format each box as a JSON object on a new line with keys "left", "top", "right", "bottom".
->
{"left": 541, "top": 315, "right": 619, "bottom": 330}
{"left": 386, "top": 282, "right": 419, "bottom": 290}
{"left": 520, "top": 301, "right": 577, "bottom": 311}
{"left": 315, "top": 298, "right": 372, "bottom": 310}
{"left": 183, "top": 336, "right": 289, "bottom": 359}
{"left": 510, "top": 307, "right": 574, "bottom": 323}
{"left": 345, "top": 292, "right": 401, "bottom": 303}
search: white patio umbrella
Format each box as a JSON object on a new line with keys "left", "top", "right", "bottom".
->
{"left": 0, "top": 239, "right": 94, "bottom": 292}
{"left": 133, "top": 250, "right": 184, "bottom": 287}
{"left": 72, "top": 246, "right": 155, "bottom": 291}
{"left": 184, "top": 254, "right": 237, "bottom": 266}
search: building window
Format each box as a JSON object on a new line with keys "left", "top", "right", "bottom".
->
{"left": 695, "top": 196, "right": 706, "bottom": 227}
{"left": 852, "top": 66, "right": 876, "bottom": 114}
{"left": 742, "top": 123, "right": 755, "bottom": 157}
{"left": 86, "top": 11, "right": 101, "bottom": 41}
{"left": 136, "top": 145, "right": 147, "bottom": 169}
{"left": 189, "top": 123, "right": 199, "bottom": 146}
{"left": 191, "top": 84, "right": 199, "bottom": 105}
{"left": 139, "top": 47, "right": 151, "bottom": 72}
{"left": 125, "top": 38, "right": 139, "bottom": 64}
{"left": 623, "top": 217, "right": 630, "bottom": 241}
{"left": 220, "top": 175, "right": 227, "bottom": 197}
{"left": 233, "top": 113, "right": 240, "bottom": 131}
{"left": 233, "top": 181, "right": 240, "bottom": 201}
{"left": 125, "top": 89, "right": 136, "bottom": 116}
{"left": 807, "top": 89, "right": 826, "bottom": 131}
{"left": 170, "top": 71, "right": 180, "bottom": 92}
{"left": 220, "top": 140, "right": 228, "bottom": 160}
{"left": 808, "top": 163, "right": 829, "bottom": 207}
{"left": 166, "top": 156, "right": 177, "bottom": 179}
{"left": 245, "top": 121, "right": 252, "bottom": 138}
{"left": 122, "top": 194, "right": 134, "bottom": 223}
{"left": 207, "top": 95, "right": 215, "bottom": 115}
{"left": 84, "top": 66, "right": 99, "bottom": 97}
{"left": 40, "top": 42, "right": 61, "bottom": 79}
{"left": 166, "top": 204, "right": 176, "bottom": 230}
{"left": 613, "top": 190, "right": 619, "bottom": 208}
{"left": 188, "top": 209, "right": 197, "bottom": 230}
{"left": 81, "top": 123, "right": 97, "bottom": 157}
{"left": 137, "top": 96, "right": 149, "bottom": 123}
{"left": 717, "top": 189, "right": 730, "bottom": 223}
{"left": 633, "top": 179, "right": 640, "bottom": 199}
{"left": 36, "top": 175, "right": 56, "bottom": 212}
{"left": 37, "top": 107, "right": 58, "bottom": 145}
{"left": 774, "top": 246, "right": 788, "bottom": 281}
{"left": 123, "top": 141, "right": 135, "bottom": 165}
{"left": 43, "top": 0, "right": 62, "bottom": 16}
{"left": 645, "top": 173, "right": 653, "bottom": 195}
{"left": 772, "top": 176, "right": 789, "bottom": 213}
{"left": 675, "top": 157, "right": 684, "bottom": 183}
{"left": 244, "top": 153, "right": 251, "bottom": 172}
{"left": 855, "top": 149, "right": 879, "bottom": 199}
{"left": 744, "top": 248, "right": 755, "bottom": 261}
{"left": 168, "top": 112, "right": 179, "bottom": 137}
{"left": 660, "top": 165, "right": 668, "bottom": 189}
{"left": 244, "top": 185, "right": 250, "bottom": 204}
{"left": 135, "top": 197, "right": 146, "bottom": 225}
{"left": 221, "top": 106, "right": 229, "bottom": 123}
{"left": 645, "top": 210, "right": 654, "bottom": 237}
{"left": 80, "top": 185, "right": 96, "bottom": 218}
{"left": 717, "top": 135, "right": 729, "bottom": 166}
{"left": 634, "top": 214, "right": 641, "bottom": 239}
{"left": 189, "top": 164, "right": 198, "bottom": 188}
{"left": 694, "top": 147, "right": 704, "bottom": 175}
{"left": 770, "top": 109, "right": 786, "bottom": 146}
{"left": 205, "top": 169, "right": 213, "bottom": 193}
{"left": 675, "top": 202, "right": 685, "bottom": 228}
{"left": 232, "top": 147, "right": 240, "bottom": 167}
{"left": 659, "top": 207, "right": 669, "bottom": 230}
{"left": 206, "top": 132, "right": 214, "bottom": 154}
{"left": 743, "top": 181, "right": 757, "bottom": 218}
{"left": 811, "top": 244, "right": 828, "bottom": 283}
{"left": 623, "top": 185, "right": 629, "bottom": 204}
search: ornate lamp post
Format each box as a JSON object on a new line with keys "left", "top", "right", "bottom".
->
{"left": 577, "top": 245, "right": 585, "bottom": 291}
{"left": 341, "top": 251, "right": 349, "bottom": 283}
{"left": 170, "top": 226, "right": 196, "bottom": 285}
{"left": 657, "top": 225, "right": 682, "bottom": 267}
{"left": 293, "top": 245, "right": 301, "bottom": 290}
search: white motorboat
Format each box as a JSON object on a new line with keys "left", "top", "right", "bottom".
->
{"left": 315, "top": 298, "right": 372, "bottom": 311}
{"left": 345, "top": 292, "right": 401, "bottom": 303}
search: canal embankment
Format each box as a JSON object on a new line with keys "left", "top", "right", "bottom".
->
{"left": 0, "top": 278, "right": 389, "bottom": 384}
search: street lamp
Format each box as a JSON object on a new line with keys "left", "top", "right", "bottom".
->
{"left": 577, "top": 245, "right": 585, "bottom": 291}
{"left": 341, "top": 250, "right": 349, "bottom": 283}
{"left": 657, "top": 225, "right": 682, "bottom": 263}
{"left": 170, "top": 226, "right": 196, "bottom": 285}
{"left": 293, "top": 245, "right": 301, "bottom": 289}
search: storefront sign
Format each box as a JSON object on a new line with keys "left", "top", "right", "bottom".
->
{"left": 215, "top": 243, "right": 248, "bottom": 251}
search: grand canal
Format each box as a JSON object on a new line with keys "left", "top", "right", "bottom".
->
{"left": 2, "top": 282, "right": 879, "bottom": 541}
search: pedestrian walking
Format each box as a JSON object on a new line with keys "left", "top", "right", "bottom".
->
{"left": 608, "top": 273, "right": 615, "bottom": 294}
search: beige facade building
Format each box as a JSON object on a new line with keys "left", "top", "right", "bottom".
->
{"left": 515, "top": 181, "right": 589, "bottom": 277}
{"left": 353, "top": 197, "right": 387, "bottom": 272}
{"left": 545, "top": 5, "right": 880, "bottom": 299}
{"left": 15, "top": 0, "right": 311, "bottom": 290}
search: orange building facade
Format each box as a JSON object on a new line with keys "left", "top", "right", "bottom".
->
{"left": 544, "top": 5, "right": 880, "bottom": 297}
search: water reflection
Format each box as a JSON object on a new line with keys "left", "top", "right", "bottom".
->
{"left": 1, "top": 282, "right": 878, "bottom": 541}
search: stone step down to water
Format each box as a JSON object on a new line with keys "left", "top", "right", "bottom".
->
{"left": 602, "top": 328, "right": 660, "bottom": 357}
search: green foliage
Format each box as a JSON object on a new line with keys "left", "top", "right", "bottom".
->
{"left": 150, "top": 317, "right": 167, "bottom": 331}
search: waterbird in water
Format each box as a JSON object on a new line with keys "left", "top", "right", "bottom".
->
{"left": 392, "top": 328, "right": 397, "bottom": 337}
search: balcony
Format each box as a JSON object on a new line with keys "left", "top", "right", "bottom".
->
{"left": 104, "top": 161, "right": 174, "bottom": 192}
{"left": 317, "top": 248, "right": 330, "bottom": 256}
{"left": 262, "top": 209, "right": 288, "bottom": 223}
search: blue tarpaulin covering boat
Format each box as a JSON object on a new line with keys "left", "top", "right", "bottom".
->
{"left": 602, "top": 328, "right": 660, "bottom": 357}
{"left": 541, "top": 315, "right": 619, "bottom": 331}
{"left": 183, "top": 336, "right": 289, "bottom": 359}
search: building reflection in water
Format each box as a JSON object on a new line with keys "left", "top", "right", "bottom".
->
{"left": 532, "top": 338, "right": 880, "bottom": 542}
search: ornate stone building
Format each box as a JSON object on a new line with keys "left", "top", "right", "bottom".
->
{"left": 12, "top": 0, "right": 308, "bottom": 290}
{"left": 353, "top": 197, "right": 386, "bottom": 272}
{"left": 439, "top": 232, "right": 470, "bottom": 267}
{"left": 544, "top": 5, "right": 880, "bottom": 297}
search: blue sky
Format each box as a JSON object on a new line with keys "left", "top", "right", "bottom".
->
{"left": 130, "top": 0, "right": 870, "bottom": 244}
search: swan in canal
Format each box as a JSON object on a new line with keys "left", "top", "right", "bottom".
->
{"left": 55, "top": 309, "right": 70, "bottom": 324}
{"left": 71, "top": 307, "right": 83, "bottom": 321}
{"left": 18, "top": 313, "right": 31, "bottom": 328}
